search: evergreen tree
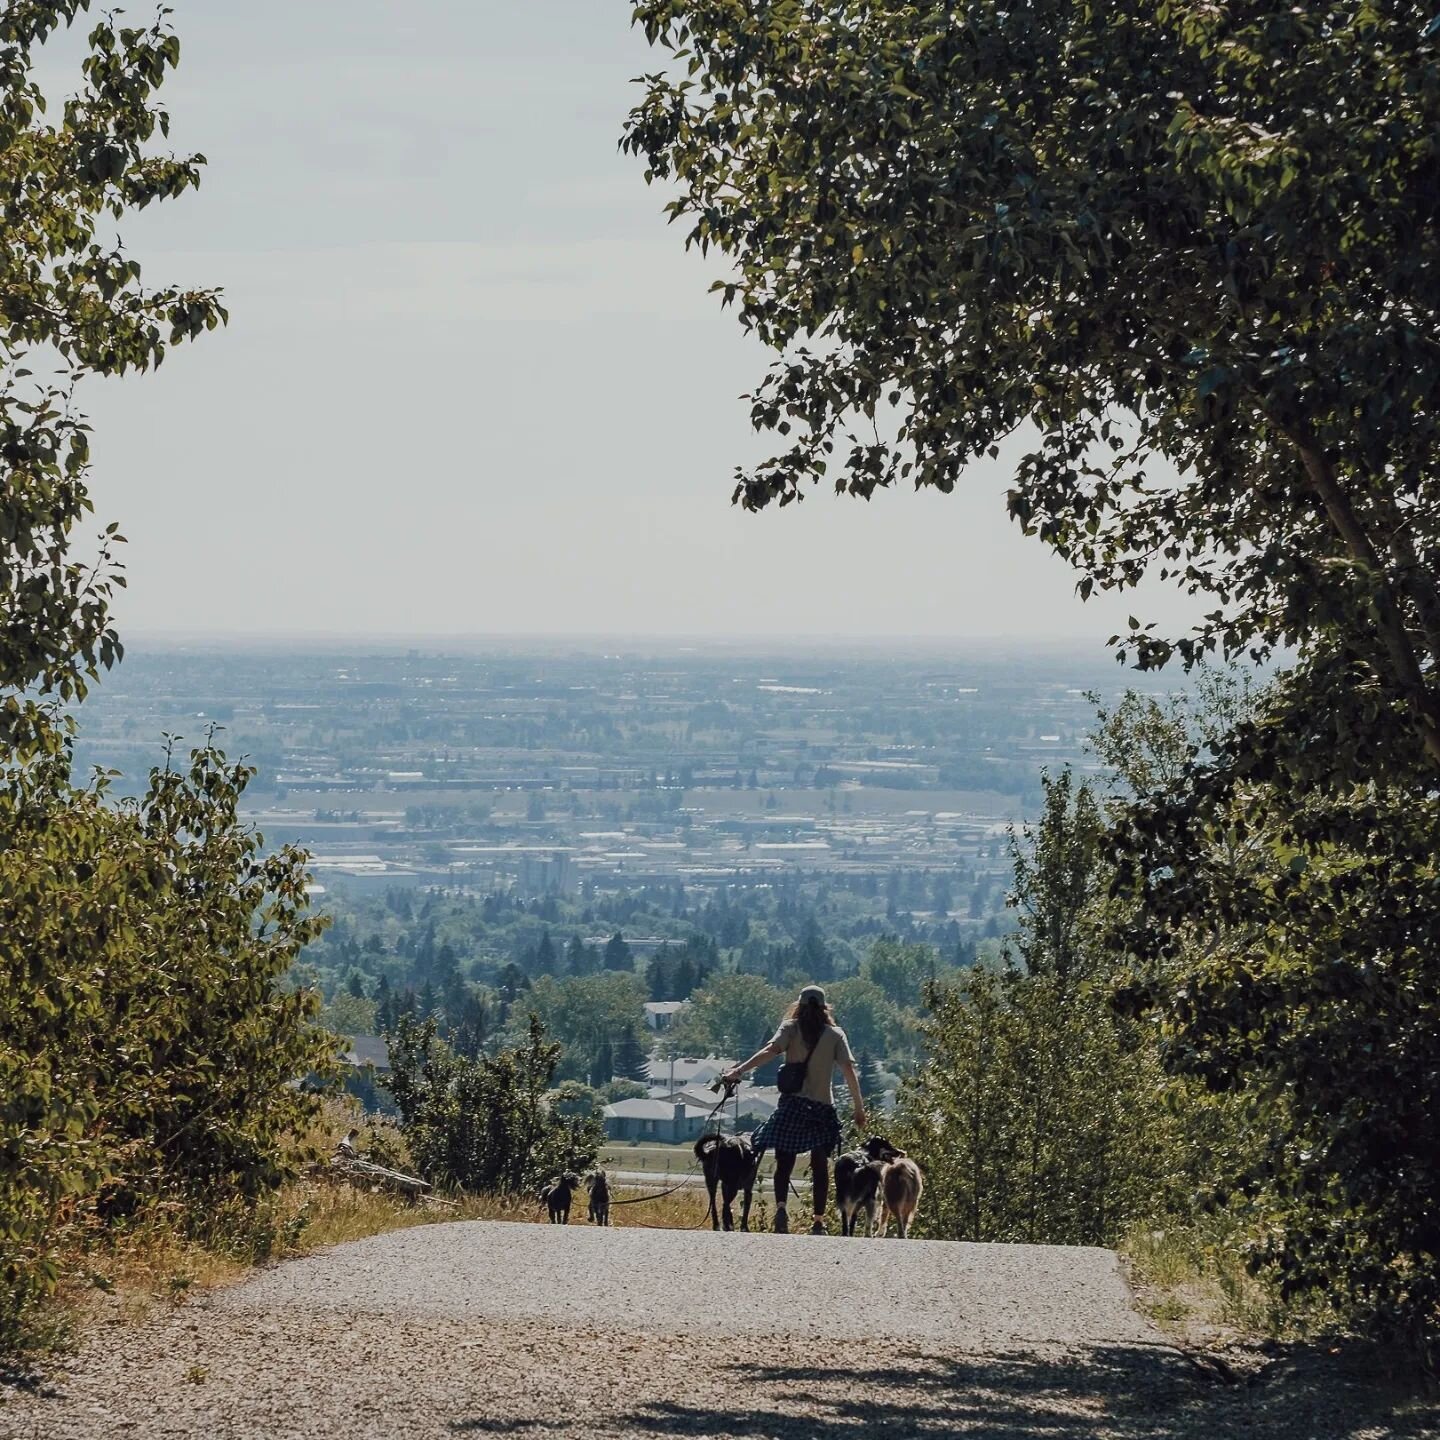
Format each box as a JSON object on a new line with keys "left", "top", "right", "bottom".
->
{"left": 646, "top": 951, "right": 669, "bottom": 1002}
{"left": 440, "top": 971, "right": 468, "bottom": 1033}
{"left": 1008, "top": 771, "right": 1106, "bottom": 989}
{"left": 535, "top": 930, "right": 557, "bottom": 976}
{"left": 415, "top": 920, "right": 438, "bottom": 984}
{"left": 798, "top": 918, "right": 833, "bottom": 982}
{"left": 565, "top": 934, "right": 591, "bottom": 976}
{"left": 603, "top": 932, "right": 634, "bottom": 972}
{"left": 452, "top": 992, "right": 490, "bottom": 1061}
{"left": 495, "top": 962, "right": 528, "bottom": 1023}
{"left": 434, "top": 940, "right": 460, "bottom": 986}
{"left": 346, "top": 970, "right": 366, "bottom": 1000}
{"left": 613, "top": 1024, "right": 650, "bottom": 1083}
{"left": 671, "top": 955, "right": 696, "bottom": 1002}
{"left": 590, "top": 1037, "right": 614, "bottom": 1088}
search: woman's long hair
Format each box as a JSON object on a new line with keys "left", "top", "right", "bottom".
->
{"left": 787, "top": 993, "right": 834, "bottom": 1049}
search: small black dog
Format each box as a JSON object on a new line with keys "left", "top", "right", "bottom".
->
{"left": 694, "top": 1132, "right": 758, "bottom": 1232}
{"left": 587, "top": 1169, "right": 611, "bottom": 1226}
{"left": 834, "top": 1136, "right": 904, "bottom": 1237}
{"left": 539, "top": 1171, "right": 581, "bottom": 1224}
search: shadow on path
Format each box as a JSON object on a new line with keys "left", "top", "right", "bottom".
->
{"left": 449, "top": 1343, "right": 1437, "bottom": 1439}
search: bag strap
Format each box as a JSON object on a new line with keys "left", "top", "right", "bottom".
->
{"left": 794, "top": 1024, "right": 824, "bottom": 1076}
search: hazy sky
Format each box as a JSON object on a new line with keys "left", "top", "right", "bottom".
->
{"left": 71, "top": 1, "right": 1201, "bottom": 643}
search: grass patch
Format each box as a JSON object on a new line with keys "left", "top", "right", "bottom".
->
{"left": 1122, "top": 1218, "right": 1279, "bottom": 1344}
{"left": 601, "top": 1142, "right": 791, "bottom": 1180}
{"left": 19, "top": 1103, "right": 753, "bottom": 1359}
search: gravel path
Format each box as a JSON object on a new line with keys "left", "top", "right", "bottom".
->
{"left": 2, "top": 1221, "right": 1433, "bottom": 1439}
{"left": 220, "top": 1221, "right": 1155, "bottom": 1346}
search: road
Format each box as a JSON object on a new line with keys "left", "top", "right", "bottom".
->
{"left": 1, "top": 1221, "right": 1427, "bottom": 1438}
{"left": 608, "top": 1168, "right": 707, "bottom": 1189}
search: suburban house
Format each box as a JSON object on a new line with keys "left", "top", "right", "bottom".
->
{"left": 644, "top": 1055, "right": 734, "bottom": 1093}
{"left": 602, "top": 1098, "right": 714, "bottom": 1143}
{"left": 339, "top": 1033, "right": 392, "bottom": 1114}
{"left": 667, "top": 1083, "right": 779, "bottom": 1127}
{"left": 643, "top": 1000, "right": 688, "bottom": 1031}
{"left": 342, "top": 1034, "right": 391, "bottom": 1073}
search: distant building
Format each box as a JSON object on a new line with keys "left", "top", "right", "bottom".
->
{"left": 668, "top": 1082, "right": 778, "bottom": 1130}
{"left": 643, "top": 1000, "right": 688, "bottom": 1032}
{"left": 602, "top": 1099, "right": 712, "bottom": 1143}
{"left": 342, "top": 1033, "right": 391, "bottom": 1073}
{"left": 340, "top": 1033, "right": 392, "bottom": 1114}
{"left": 644, "top": 1055, "right": 733, "bottom": 1091}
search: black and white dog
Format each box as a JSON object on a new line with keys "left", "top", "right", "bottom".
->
{"left": 587, "top": 1169, "right": 611, "bottom": 1226}
{"left": 694, "top": 1132, "right": 759, "bottom": 1232}
{"left": 834, "top": 1137, "right": 904, "bottom": 1237}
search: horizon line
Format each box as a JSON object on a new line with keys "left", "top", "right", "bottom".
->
{"left": 118, "top": 627, "right": 1143, "bottom": 655}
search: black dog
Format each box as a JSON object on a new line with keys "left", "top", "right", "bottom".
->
{"left": 834, "top": 1136, "right": 904, "bottom": 1237}
{"left": 587, "top": 1170, "right": 611, "bottom": 1226}
{"left": 539, "top": 1171, "right": 581, "bottom": 1224}
{"left": 694, "top": 1132, "right": 758, "bottom": 1232}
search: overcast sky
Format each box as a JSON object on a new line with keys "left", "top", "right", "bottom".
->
{"left": 70, "top": 0, "right": 1201, "bottom": 644}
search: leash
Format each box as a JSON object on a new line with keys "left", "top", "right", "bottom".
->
{"left": 604, "top": 1077, "right": 740, "bottom": 1212}
{"left": 609, "top": 1173, "right": 702, "bottom": 1206}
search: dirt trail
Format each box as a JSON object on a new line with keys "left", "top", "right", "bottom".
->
{"left": 2, "top": 1221, "right": 1432, "bottom": 1438}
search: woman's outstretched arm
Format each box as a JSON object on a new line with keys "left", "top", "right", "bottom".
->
{"left": 721, "top": 1038, "right": 784, "bottom": 1088}
{"left": 841, "top": 1058, "right": 868, "bottom": 1132}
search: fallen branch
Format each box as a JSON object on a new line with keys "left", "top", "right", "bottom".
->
{"left": 323, "top": 1154, "right": 432, "bottom": 1199}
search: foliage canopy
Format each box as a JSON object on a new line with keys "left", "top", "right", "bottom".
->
{"left": 624, "top": 1, "right": 1440, "bottom": 770}
{"left": 0, "top": 1, "right": 223, "bottom": 740}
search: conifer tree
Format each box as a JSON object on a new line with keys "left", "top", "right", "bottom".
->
{"left": 613, "top": 1024, "right": 651, "bottom": 1083}
{"left": 603, "top": 932, "right": 634, "bottom": 972}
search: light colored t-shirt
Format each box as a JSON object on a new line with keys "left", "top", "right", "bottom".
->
{"left": 768, "top": 1019, "right": 855, "bottom": 1106}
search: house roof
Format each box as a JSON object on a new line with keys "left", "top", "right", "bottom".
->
{"left": 644, "top": 1056, "right": 734, "bottom": 1085}
{"left": 343, "top": 1034, "right": 391, "bottom": 1070}
{"left": 603, "top": 1099, "right": 712, "bottom": 1121}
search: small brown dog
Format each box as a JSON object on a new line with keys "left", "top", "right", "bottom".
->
{"left": 877, "top": 1147, "right": 924, "bottom": 1238}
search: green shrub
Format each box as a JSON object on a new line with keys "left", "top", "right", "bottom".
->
{"left": 385, "top": 1015, "right": 602, "bottom": 1193}
{"left": 897, "top": 966, "right": 1175, "bottom": 1246}
{"left": 0, "top": 730, "right": 337, "bottom": 1340}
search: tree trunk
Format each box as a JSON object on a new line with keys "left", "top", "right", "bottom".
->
{"left": 1293, "top": 440, "right": 1440, "bottom": 768}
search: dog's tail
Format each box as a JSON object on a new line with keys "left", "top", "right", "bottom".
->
{"left": 693, "top": 1133, "right": 724, "bottom": 1228}
{"left": 693, "top": 1132, "right": 723, "bottom": 1163}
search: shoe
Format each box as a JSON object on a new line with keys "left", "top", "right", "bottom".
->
{"left": 810, "top": 1219, "right": 827, "bottom": 1236}
{"left": 774, "top": 1206, "right": 789, "bottom": 1234}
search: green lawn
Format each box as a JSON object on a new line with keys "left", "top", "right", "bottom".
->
{"left": 600, "top": 1141, "right": 800, "bottom": 1180}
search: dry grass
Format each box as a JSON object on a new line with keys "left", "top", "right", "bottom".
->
{"left": 1122, "top": 1220, "right": 1279, "bottom": 1347}
{"left": 38, "top": 1102, "right": 733, "bottom": 1350}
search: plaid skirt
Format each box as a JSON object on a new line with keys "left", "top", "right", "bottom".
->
{"left": 749, "top": 1094, "right": 843, "bottom": 1158}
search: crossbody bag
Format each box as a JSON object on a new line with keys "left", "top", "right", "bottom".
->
{"left": 775, "top": 1029, "right": 821, "bottom": 1097}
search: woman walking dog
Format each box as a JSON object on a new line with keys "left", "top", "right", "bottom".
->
{"left": 721, "top": 985, "right": 867, "bottom": 1235}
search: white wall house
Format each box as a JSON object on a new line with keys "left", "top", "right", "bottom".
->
{"left": 602, "top": 1098, "right": 713, "bottom": 1143}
